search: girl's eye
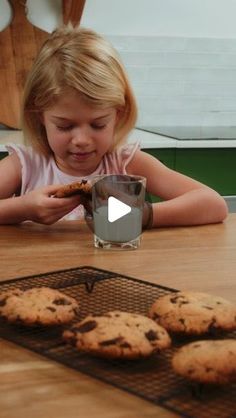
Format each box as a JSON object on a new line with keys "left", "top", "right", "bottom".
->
{"left": 91, "top": 124, "right": 106, "bottom": 130}
{"left": 56, "top": 125, "right": 73, "bottom": 131}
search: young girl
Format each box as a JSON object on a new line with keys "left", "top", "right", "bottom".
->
{"left": 0, "top": 25, "right": 228, "bottom": 226}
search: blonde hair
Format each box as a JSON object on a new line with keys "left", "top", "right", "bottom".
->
{"left": 22, "top": 25, "right": 137, "bottom": 156}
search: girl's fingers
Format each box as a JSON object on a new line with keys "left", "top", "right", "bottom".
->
{"left": 42, "top": 184, "right": 64, "bottom": 196}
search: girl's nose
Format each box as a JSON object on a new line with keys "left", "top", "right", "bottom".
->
{"left": 71, "top": 128, "right": 89, "bottom": 147}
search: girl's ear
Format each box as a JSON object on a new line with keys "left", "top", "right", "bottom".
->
{"left": 116, "top": 107, "right": 124, "bottom": 123}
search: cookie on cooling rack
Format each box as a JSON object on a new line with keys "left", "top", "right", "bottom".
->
{"left": 63, "top": 310, "right": 171, "bottom": 359}
{"left": 0, "top": 287, "right": 79, "bottom": 326}
{"left": 149, "top": 291, "right": 236, "bottom": 335}
{"left": 172, "top": 339, "right": 236, "bottom": 384}
{"left": 54, "top": 180, "right": 92, "bottom": 198}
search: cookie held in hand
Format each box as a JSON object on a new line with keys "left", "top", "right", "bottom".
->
{"left": 54, "top": 180, "right": 92, "bottom": 198}
{"left": 0, "top": 287, "right": 79, "bottom": 326}
{"left": 149, "top": 291, "right": 236, "bottom": 335}
{"left": 63, "top": 310, "right": 171, "bottom": 359}
{"left": 172, "top": 339, "right": 236, "bottom": 384}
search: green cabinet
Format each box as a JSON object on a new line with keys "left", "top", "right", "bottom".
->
{"left": 143, "top": 148, "right": 176, "bottom": 169}
{"left": 175, "top": 148, "right": 236, "bottom": 195}
{"left": 0, "top": 152, "right": 8, "bottom": 160}
{"left": 143, "top": 147, "right": 236, "bottom": 200}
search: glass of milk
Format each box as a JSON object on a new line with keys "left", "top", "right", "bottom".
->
{"left": 91, "top": 175, "right": 146, "bottom": 250}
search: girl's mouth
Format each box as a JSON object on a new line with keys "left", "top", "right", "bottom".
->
{"left": 71, "top": 151, "right": 95, "bottom": 161}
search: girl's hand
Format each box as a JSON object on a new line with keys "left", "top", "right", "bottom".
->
{"left": 21, "top": 185, "right": 82, "bottom": 224}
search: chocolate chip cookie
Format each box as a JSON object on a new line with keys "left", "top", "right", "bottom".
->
{"left": 172, "top": 339, "right": 236, "bottom": 384}
{"left": 54, "top": 180, "right": 92, "bottom": 198}
{"left": 149, "top": 291, "right": 236, "bottom": 335}
{"left": 63, "top": 310, "right": 171, "bottom": 359}
{"left": 0, "top": 287, "right": 79, "bottom": 326}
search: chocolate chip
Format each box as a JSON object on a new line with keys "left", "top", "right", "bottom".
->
{"left": 170, "top": 296, "right": 179, "bottom": 304}
{"left": 53, "top": 298, "right": 71, "bottom": 306}
{"left": 100, "top": 337, "right": 123, "bottom": 346}
{"left": 47, "top": 307, "right": 56, "bottom": 312}
{"left": 145, "top": 330, "right": 158, "bottom": 341}
{"left": 76, "top": 320, "right": 97, "bottom": 333}
{"left": 170, "top": 295, "right": 189, "bottom": 306}
{"left": 152, "top": 313, "right": 161, "bottom": 320}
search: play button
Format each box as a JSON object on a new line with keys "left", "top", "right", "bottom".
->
{"left": 108, "top": 196, "right": 131, "bottom": 223}
{"left": 91, "top": 174, "right": 146, "bottom": 247}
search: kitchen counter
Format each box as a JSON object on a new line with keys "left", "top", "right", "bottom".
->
{"left": 1, "top": 128, "right": 236, "bottom": 150}
{"left": 0, "top": 215, "right": 235, "bottom": 417}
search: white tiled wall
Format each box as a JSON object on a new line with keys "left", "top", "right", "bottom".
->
{"left": 107, "top": 35, "right": 236, "bottom": 139}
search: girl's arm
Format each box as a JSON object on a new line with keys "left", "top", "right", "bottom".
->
{"left": 127, "top": 150, "right": 228, "bottom": 227}
{"left": 0, "top": 153, "right": 28, "bottom": 223}
{"left": 0, "top": 153, "right": 82, "bottom": 224}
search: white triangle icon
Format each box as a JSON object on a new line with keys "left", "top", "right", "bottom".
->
{"left": 108, "top": 196, "right": 131, "bottom": 223}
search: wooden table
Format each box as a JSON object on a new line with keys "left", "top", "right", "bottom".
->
{"left": 0, "top": 214, "right": 236, "bottom": 418}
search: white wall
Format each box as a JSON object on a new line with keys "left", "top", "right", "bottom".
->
{"left": 81, "top": 0, "right": 236, "bottom": 38}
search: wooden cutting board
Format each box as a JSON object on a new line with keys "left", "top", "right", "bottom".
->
{"left": 0, "top": 0, "right": 85, "bottom": 129}
{"left": 62, "top": 0, "right": 86, "bottom": 26}
{"left": 0, "top": 0, "right": 49, "bottom": 129}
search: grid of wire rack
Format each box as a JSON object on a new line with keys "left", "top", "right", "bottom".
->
{"left": 0, "top": 266, "right": 235, "bottom": 418}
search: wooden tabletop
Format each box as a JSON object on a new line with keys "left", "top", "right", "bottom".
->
{"left": 0, "top": 214, "right": 236, "bottom": 418}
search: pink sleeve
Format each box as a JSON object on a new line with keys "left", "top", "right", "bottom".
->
{"left": 6, "top": 144, "right": 33, "bottom": 194}
{"left": 119, "top": 142, "right": 140, "bottom": 172}
{"left": 102, "top": 142, "right": 140, "bottom": 174}
{"left": 5, "top": 144, "right": 47, "bottom": 195}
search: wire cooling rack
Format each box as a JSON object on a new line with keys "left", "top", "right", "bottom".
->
{"left": 0, "top": 266, "right": 235, "bottom": 418}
